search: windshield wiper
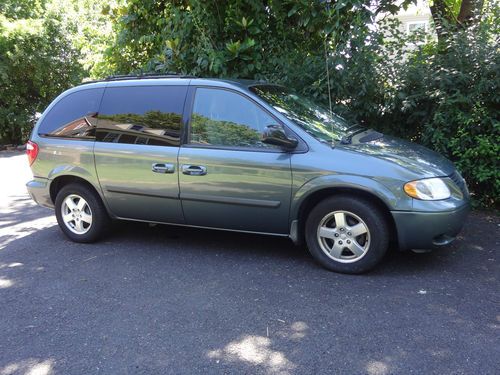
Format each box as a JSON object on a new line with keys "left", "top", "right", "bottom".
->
{"left": 340, "top": 127, "right": 367, "bottom": 145}
{"left": 345, "top": 124, "right": 365, "bottom": 132}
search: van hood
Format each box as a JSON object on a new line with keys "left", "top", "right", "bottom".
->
{"left": 342, "top": 133, "right": 455, "bottom": 177}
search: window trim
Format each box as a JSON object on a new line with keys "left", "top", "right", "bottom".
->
{"left": 183, "top": 85, "right": 306, "bottom": 153}
{"left": 406, "top": 20, "right": 428, "bottom": 35}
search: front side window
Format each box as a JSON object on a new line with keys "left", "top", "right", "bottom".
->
{"left": 189, "top": 88, "right": 279, "bottom": 149}
{"left": 96, "top": 86, "right": 187, "bottom": 147}
{"left": 38, "top": 88, "right": 104, "bottom": 139}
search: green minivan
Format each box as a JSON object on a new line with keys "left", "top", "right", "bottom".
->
{"left": 26, "top": 75, "right": 470, "bottom": 273}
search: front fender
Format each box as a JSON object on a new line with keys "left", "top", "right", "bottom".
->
{"left": 290, "top": 174, "right": 411, "bottom": 222}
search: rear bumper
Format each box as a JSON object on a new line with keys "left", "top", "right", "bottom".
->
{"left": 26, "top": 178, "right": 54, "bottom": 209}
{"left": 391, "top": 204, "right": 470, "bottom": 251}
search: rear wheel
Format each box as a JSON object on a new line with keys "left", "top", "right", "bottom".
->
{"left": 305, "top": 195, "right": 389, "bottom": 274}
{"left": 55, "top": 183, "right": 109, "bottom": 243}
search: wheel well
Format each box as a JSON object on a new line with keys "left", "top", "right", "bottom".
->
{"left": 49, "top": 175, "right": 102, "bottom": 204}
{"left": 296, "top": 187, "right": 397, "bottom": 245}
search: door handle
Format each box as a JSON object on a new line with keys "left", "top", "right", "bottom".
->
{"left": 182, "top": 165, "right": 207, "bottom": 176}
{"left": 152, "top": 163, "right": 175, "bottom": 174}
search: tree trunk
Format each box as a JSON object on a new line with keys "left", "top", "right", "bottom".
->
{"left": 430, "top": 0, "right": 485, "bottom": 42}
{"left": 430, "top": 0, "right": 454, "bottom": 40}
{"left": 457, "top": 0, "right": 484, "bottom": 26}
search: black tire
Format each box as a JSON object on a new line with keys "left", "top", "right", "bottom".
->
{"left": 55, "top": 183, "right": 109, "bottom": 243}
{"left": 305, "top": 195, "right": 389, "bottom": 274}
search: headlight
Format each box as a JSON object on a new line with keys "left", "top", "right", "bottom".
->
{"left": 404, "top": 178, "right": 451, "bottom": 200}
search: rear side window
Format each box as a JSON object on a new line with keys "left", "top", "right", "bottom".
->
{"left": 96, "top": 86, "right": 187, "bottom": 147}
{"left": 38, "top": 88, "right": 104, "bottom": 139}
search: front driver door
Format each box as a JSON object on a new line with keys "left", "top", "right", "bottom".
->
{"left": 94, "top": 85, "right": 187, "bottom": 223}
{"left": 178, "top": 87, "right": 292, "bottom": 234}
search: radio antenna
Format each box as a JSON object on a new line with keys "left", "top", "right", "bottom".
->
{"left": 324, "top": 34, "right": 334, "bottom": 146}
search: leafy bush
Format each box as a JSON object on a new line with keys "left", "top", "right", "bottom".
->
{"left": 103, "top": 0, "right": 409, "bottom": 79}
{"left": 319, "top": 12, "right": 499, "bottom": 206}
{"left": 373, "top": 9, "right": 499, "bottom": 206}
{"left": 108, "top": 1, "right": 498, "bottom": 205}
{"left": 0, "top": 0, "right": 116, "bottom": 145}
{"left": 0, "top": 13, "right": 84, "bottom": 144}
{"left": 414, "top": 24, "right": 499, "bottom": 206}
{"left": 1, "top": 0, "right": 497, "bottom": 206}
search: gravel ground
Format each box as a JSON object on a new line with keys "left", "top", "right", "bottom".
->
{"left": 0, "top": 151, "right": 499, "bottom": 375}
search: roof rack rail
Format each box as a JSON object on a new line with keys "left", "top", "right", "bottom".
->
{"left": 80, "top": 72, "right": 195, "bottom": 85}
{"left": 104, "top": 72, "right": 196, "bottom": 81}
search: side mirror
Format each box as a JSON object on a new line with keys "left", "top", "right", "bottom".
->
{"left": 262, "top": 124, "right": 298, "bottom": 150}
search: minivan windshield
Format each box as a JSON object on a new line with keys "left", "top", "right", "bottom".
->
{"left": 250, "top": 84, "right": 353, "bottom": 144}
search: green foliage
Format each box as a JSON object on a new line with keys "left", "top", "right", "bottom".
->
{"left": 104, "top": 0, "right": 396, "bottom": 78}
{"left": 46, "top": 0, "right": 123, "bottom": 78}
{"left": 306, "top": 6, "right": 499, "bottom": 206}
{"left": 421, "top": 32, "right": 499, "bottom": 205}
{"left": 106, "top": 0, "right": 498, "bottom": 205}
{"left": 0, "top": 0, "right": 47, "bottom": 20}
{"left": 0, "top": 0, "right": 119, "bottom": 144}
{"left": 381, "top": 5, "right": 499, "bottom": 206}
{"left": 1, "top": 0, "right": 497, "bottom": 205}
{"left": 0, "top": 13, "right": 84, "bottom": 144}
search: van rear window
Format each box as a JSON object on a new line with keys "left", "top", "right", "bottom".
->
{"left": 38, "top": 88, "right": 104, "bottom": 139}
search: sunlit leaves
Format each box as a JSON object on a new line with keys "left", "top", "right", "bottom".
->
{"left": 0, "top": 13, "right": 84, "bottom": 143}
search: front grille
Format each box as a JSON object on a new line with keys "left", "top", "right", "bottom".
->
{"left": 449, "top": 170, "right": 469, "bottom": 197}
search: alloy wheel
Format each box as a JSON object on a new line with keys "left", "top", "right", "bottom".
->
{"left": 60, "top": 194, "right": 93, "bottom": 235}
{"left": 316, "top": 210, "right": 370, "bottom": 263}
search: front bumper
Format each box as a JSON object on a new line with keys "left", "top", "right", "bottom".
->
{"left": 391, "top": 204, "right": 470, "bottom": 251}
{"left": 26, "top": 178, "right": 54, "bottom": 209}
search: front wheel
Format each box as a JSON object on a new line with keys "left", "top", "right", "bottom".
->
{"left": 55, "top": 183, "right": 109, "bottom": 243}
{"left": 305, "top": 195, "right": 389, "bottom": 274}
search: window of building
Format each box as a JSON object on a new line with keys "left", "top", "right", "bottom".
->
{"left": 406, "top": 21, "right": 428, "bottom": 35}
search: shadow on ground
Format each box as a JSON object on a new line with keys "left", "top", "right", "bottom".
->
{"left": 0, "top": 200, "right": 499, "bottom": 374}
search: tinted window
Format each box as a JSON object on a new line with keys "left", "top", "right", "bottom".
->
{"left": 38, "top": 88, "right": 104, "bottom": 138}
{"left": 189, "top": 88, "right": 278, "bottom": 149}
{"left": 96, "top": 86, "right": 186, "bottom": 147}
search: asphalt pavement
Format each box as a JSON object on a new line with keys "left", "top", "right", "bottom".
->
{"left": 0, "top": 151, "right": 499, "bottom": 375}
